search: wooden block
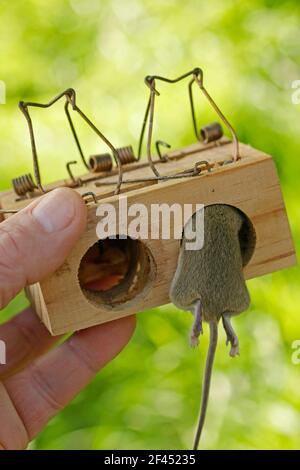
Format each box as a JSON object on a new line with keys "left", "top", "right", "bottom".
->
{"left": 1, "top": 140, "right": 296, "bottom": 335}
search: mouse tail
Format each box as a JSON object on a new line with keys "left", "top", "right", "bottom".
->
{"left": 193, "top": 320, "right": 218, "bottom": 450}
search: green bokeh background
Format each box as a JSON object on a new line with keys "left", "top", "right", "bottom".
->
{"left": 0, "top": 0, "right": 299, "bottom": 450}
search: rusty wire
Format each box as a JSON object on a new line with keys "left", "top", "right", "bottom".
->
{"left": 13, "top": 68, "right": 238, "bottom": 200}
{"left": 95, "top": 160, "right": 212, "bottom": 187}
{"left": 19, "top": 88, "right": 123, "bottom": 195}
{"left": 0, "top": 209, "right": 19, "bottom": 214}
{"left": 137, "top": 67, "right": 240, "bottom": 178}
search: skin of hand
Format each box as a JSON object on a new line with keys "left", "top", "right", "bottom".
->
{"left": 0, "top": 188, "right": 136, "bottom": 450}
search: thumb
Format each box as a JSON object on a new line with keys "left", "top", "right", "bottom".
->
{"left": 0, "top": 188, "right": 87, "bottom": 309}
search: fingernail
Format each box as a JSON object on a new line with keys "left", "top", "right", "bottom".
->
{"left": 32, "top": 189, "right": 76, "bottom": 233}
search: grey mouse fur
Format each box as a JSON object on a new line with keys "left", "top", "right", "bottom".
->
{"left": 169, "top": 204, "right": 255, "bottom": 450}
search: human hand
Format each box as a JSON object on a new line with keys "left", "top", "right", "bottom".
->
{"left": 0, "top": 188, "right": 136, "bottom": 449}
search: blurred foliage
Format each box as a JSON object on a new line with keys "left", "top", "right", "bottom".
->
{"left": 0, "top": 0, "right": 300, "bottom": 450}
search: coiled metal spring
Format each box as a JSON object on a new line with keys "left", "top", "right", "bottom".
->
{"left": 200, "top": 122, "right": 223, "bottom": 144}
{"left": 89, "top": 153, "right": 113, "bottom": 173}
{"left": 12, "top": 174, "right": 37, "bottom": 196}
{"left": 116, "top": 145, "right": 136, "bottom": 165}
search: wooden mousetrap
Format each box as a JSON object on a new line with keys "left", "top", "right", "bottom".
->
{"left": 0, "top": 68, "right": 296, "bottom": 335}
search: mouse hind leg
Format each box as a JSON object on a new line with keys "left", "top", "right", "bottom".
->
{"left": 222, "top": 314, "right": 240, "bottom": 357}
{"left": 190, "top": 299, "right": 203, "bottom": 348}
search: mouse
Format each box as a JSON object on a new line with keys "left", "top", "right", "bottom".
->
{"left": 169, "top": 204, "right": 255, "bottom": 450}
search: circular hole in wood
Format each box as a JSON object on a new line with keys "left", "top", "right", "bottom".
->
{"left": 236, "top": 208, "right": 256, "bottom": 267}
{"left": 182, "top": 204, "right": 256, "bottom": 266}
{"left": 78, "top": 237, "right": 156, "bottom": 309}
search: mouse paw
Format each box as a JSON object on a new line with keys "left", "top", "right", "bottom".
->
{"left": 222, "top": 314, "right": 240, "bottom": 358}
{"left": 229, "top": 338, "right": 240, "bottom": 357}
{"left": 189, "top": 332, "right": 200, "bottom": 348}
